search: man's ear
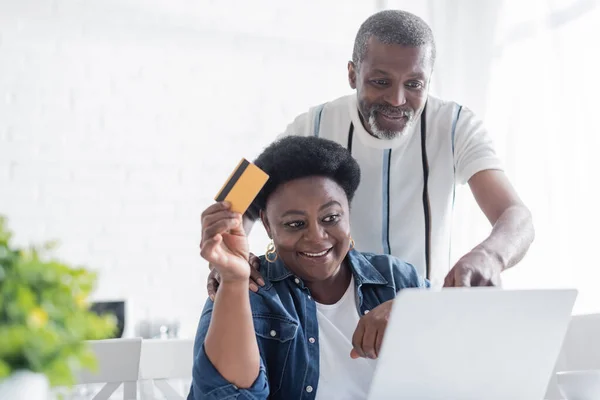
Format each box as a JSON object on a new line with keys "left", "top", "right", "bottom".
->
{"left": 260, "top": 210, "right": 272, "bottom": 239}
{"left": 348, "top": 61, "right": 357, "bottom": 89}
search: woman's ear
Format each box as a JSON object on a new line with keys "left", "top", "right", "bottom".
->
{"left": 260, "top": 210, "right": 272, "bottom": 239}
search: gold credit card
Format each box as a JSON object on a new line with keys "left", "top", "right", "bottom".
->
{"left": 214, "top": 158, "right": 269, "bottom": 214}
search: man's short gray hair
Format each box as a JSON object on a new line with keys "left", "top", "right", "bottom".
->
{"left": 352, "top": 10, "right": 436, "bottom": 68}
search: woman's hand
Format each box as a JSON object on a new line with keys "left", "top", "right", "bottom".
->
{"left": 350, "top": 300, "right": 394, "bottom": 359}
{"left": 200, "top": 202, "right": 250, "bottom": 283}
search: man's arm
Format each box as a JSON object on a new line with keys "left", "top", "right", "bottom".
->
{"left": 446, "top": 104, "right": 534, "bottom": 287}
{"left": 445, "top": 169, "right": 534, "bottom": 286}
{"left": 469, "top": 169, "right": 534, "bottom": 270}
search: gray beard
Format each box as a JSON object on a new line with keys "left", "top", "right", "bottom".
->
{"left": 367, "top": 113, "right": 415, "bottom": 140}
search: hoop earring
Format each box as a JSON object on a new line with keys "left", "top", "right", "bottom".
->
{"left": 265, "top": 240, "right": 278, "bottom": 263}
{"left": 349, "top": 237, "right": 355, "bottom": 250}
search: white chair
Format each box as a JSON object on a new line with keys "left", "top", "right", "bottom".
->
{"left": 75, "top": 338, "right": 143, "bottom": 400}
{"left": 138, "top": 339, "right": 194, "bottom": 400}
{"left": 545, "top": 313, "right": 600, "bottom": 399}
{"left": 65, "top": 337, "right": 194, "bottom": 399}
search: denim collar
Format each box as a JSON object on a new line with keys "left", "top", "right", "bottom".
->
{"left": 263, "top": 249, "right": 388, "bottom": 286}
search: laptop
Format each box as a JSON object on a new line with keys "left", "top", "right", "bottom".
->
{"left": 367, "top": 288, "right": 577, "bottom": 400}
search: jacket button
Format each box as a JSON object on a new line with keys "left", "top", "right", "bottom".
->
{"left": 306, "top": 385, "right": 313, "bottom": 393}
{"left": 364, "top": 309, "right": 370, "bottom": 315}
{"left": 308, "top": 337, "right": 315, "bottom": 343}
{"left": 270, "top": 330, "right": 277, "bottom": 337}
{"left": 294, "top": 278, "right": 300, "bottom": 284}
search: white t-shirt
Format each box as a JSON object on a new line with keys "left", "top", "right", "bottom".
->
{"left": 279, "top": 94, "right": 502, "bottom": 287}
{"left": 315, "top": 276, "right": 377, "bottom": 399}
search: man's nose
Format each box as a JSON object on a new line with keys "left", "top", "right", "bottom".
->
{"left": 385, "top": 85, "right": 407, "bottom": 107}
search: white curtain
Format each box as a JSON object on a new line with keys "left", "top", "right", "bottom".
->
{"left": 481, "top": 0, "right": 600, "bottom": 314}
{"left": 386, "top": 0, "right": 600, "bottom": 313}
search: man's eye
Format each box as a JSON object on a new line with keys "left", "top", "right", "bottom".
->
{"left": 372, "top": 79, "right": 389, "bottom": 86}
{"left": 406, "top": 81, "right": 424, "bottom": 89}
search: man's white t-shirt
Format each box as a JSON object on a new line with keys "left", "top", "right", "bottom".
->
{"left": 279, "top": 94, "right": 502, "bottom": 286}
{"left": 315, "top": 275, "right": 377, "bottom": 399}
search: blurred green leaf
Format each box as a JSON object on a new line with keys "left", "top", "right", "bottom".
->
{"left": 0, "top": 359, "right": 11, "bottom": 379}
{"left": 0, "top": 215, "right": 117, "bottom": 388}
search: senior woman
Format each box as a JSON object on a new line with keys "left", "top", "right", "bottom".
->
{"left": 188, "top": 136, "right": 428, "bottom": 400}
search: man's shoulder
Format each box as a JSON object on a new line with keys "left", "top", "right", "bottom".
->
{"left": 322, "top": 93, "right": 354, "bottom": 110}
{"left": 298, "top": 94, "right": 354, "bottom": 121}
{"left": 280, "top": 94, "right": 354, "bottom": 138}
{"left": 426, "top": 94, "right": 460, "bottom": 115}
{"left": 426, "top": 94, "right": 479, "bottom": 123}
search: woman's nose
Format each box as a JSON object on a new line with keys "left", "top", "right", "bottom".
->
{"left": 304, "top": 223, "right": 327, "bottom": 241}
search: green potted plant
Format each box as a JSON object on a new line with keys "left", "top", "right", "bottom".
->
{"left": 0, "top": 216, "right": 117, "bottom": 399}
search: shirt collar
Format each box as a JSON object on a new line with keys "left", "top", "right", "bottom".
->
{"left": 346, "top": 249, "right": 388, "bottom": 286}
{"left": 264, "top": 256, "right": 294, "bottom": 282}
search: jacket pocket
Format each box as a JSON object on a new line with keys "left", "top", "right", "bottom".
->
{"left": 253, "top": 314, "right": 299, "bottom": 394}
{"left": 254, "top": 314, "right": 298, "bottom": 342}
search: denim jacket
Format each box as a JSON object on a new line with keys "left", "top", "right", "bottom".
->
{"left": 187, "top": 249, "right": 429, "bottom": 400}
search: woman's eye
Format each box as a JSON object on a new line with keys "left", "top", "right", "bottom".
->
{"left": 323, "top": 214, "right": 340, "bottom": 223}
{"left": 285, "top": 221, "right": 304, "bottom": 229}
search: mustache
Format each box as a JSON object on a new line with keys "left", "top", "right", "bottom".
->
{"left": 370, "top": 104, "right": 414, "bottom": 119}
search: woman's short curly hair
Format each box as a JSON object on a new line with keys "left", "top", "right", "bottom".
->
{"left": 247, "top": 136, "right": 361, "bottom": 219}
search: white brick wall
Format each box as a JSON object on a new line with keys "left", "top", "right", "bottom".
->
{"left": 0, "top": 0, "right": 380, "bottom": 338}
{"left": 8, "top": 0, "right": 596, "bottom": 340}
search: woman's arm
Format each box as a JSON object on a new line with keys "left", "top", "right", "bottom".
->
{"left": 199, "top": 201, "right": 261, "bottom": 388}
{"left": 204, "top": 279, "right": 261, "bottom": 388}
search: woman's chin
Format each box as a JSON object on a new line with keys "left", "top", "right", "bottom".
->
{"left": 294, "top": 256, "right": 346, "bottom": 282}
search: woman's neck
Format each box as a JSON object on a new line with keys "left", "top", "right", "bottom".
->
{"left": 305, "top": 262, "right": 353, "bottom": 305}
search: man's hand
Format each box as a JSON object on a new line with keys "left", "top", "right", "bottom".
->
{"left": 206, "top": 253, "right": 265, "bottom": 301}
{"left": 350, "top": 300, "right": 393, "bottom": 359}
{"left": 443, "top": 247, "right": 503, "bottom": 287}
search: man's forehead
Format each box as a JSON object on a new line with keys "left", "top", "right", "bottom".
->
{"left": 361, "top": 38, "right": 433, "bottom": 72}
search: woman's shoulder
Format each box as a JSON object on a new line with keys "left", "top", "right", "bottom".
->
{"left": 350, "top": 251, "right": 428, "bottom": 289}
{"left": 201, "top": 265, "right": 299, "bottom": 324}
